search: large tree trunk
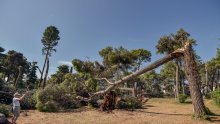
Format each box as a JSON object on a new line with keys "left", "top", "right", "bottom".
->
{"left": 175, "top": 61, "right": 180, "bottom": 98}
{"left": 183, "top": 42, "right": 207, "bottom": 118}
{"left": 42, "top": 59, "right": 49, "bottom": 89}
{"left": 39, "top": 50, "right": 49, "bottom": 88}
{"left": 90, "top": 42, "right": 207, "bottom": 119}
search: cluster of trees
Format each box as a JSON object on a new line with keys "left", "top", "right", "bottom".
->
{"left": 0, "top": 47, "right": 37, "bottom": 90}
{"left": 0, "top": 26, "right": 220, "bottom": 119}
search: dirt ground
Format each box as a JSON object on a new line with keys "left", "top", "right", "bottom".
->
{"left": 11, "top": 98, "right": 220, "bottom": 124}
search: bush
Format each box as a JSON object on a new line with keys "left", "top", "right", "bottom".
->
{"left": 20, "top": 90, "right": 37, "bottom": 109}
{"left": 0, "top": 104, "right": 10, "bottom": 117}
{"left": 211, "top": 89, "right": 220, "bottom": 107}
{"left": 36, "top": 101, "right": 58, "bottom": 112}
{"left": 57, "top": 94, "right": 80, "bottom": 109}
{"left": 179, "top": 94, "right": 188, "bottom": 103}
{"left": 36, "top": 85, "right": 80, "bottom": 112}
{"left": 116, "top": 96, "right": 142, "bottom": 109}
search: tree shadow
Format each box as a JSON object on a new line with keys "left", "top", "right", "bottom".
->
{"left": 142, "top": 105, "right": 155, "bottom": 109}
{"left": 184, "top": 101, "right": 192, "bottom": 104}
{"left": 209, "top": 115, "right": 220, "bottom": 123}
{"left": 138, "top": 110, "right": 220, "bottom": 123}
{"left": 57, "top": 107, "right": 92, "bottom": 113}
{"left": 137, "top": 110, "right": 191, "bottom": 116}
{"left": 145, "top": 105, "right": 155, "bottom": 107}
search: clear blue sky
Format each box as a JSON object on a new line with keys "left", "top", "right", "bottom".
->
{"left": 0, "top": 0, "right": 219, "bottom": 76}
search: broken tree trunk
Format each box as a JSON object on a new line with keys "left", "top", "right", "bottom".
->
{"left": 92, "top": 49, "right": 184, "bottom": 97}
{"left": 42, "top": 59, "right": 49, "bottom": 89}
{"left": 88, "top": 41, "right": 207, "bottom": 119}
{"left": 100, "top": 91, "right": 116, "bottom": 112}
{"left": 183, "top": 42, "right": 207, "bottom": 118}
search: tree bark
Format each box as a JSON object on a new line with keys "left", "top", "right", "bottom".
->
{"left": 42, "top": 59, "right": 49, "bottom": 89}
{"left": 175, "top": 61, "right": 180, "bottom": 98}
{"left": 183, "top": 42, "right": 207, "bottom": 118}
{"left": 39, "top": 49, "right": 49, "bottom": 88}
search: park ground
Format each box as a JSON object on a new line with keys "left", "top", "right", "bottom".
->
{"left": 13, "top": 98, "right": 220, "bottom": 124}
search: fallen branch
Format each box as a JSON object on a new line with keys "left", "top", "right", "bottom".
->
{"left": 91, "top": 48, "right": 184, "bottom": 98}
{"left": 95, "top": 78, "right": 115, "bottom": 85}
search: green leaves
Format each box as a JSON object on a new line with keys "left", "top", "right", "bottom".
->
{"left": 99, "top": 46, "right": 151, "bottom": 72}
{"left": 41, "top": 26, "right": 60, "bottom": 55}
{"left": 156, "top": 28, "right": 195, "bottom": 54}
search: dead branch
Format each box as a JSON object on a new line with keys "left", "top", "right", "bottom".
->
{"left": 95, "top": 78, "right": 115, "bottom": 85}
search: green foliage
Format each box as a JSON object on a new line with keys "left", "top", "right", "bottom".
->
{"left": 20, "top": 90, "right": 37, "bottom": 109}
{"left": 211, "top": 89, "right": 220, "bottom": 107}
{"left": 48, "top": 65, "right": 70, "bottom": 84}
{"left": 156, "top": 28, "right": 193, "bottom": 54}
{"left": 116, "top": 96, "right": 142, "bottom": 109}
{"left": 178, "top": 94, "right": 188, "bottom": 103}
{"left": 36, "top": 85, "right": 80, "bottom": 112}
{"left": 41, "top": 26, "right": 60, "bottom": 55}
{"left": 72, "top": 59, "right": 93, "bottom": 73}
{"left": 156, "top": 36, "right": 176, "bottom": 54}
{"left": 0, "top": 104, "right": 10, "bottom": 117}
{"left": 160, "top": 61, "right": 176, "bottom": 78}
{"left": 85, "top": 78, "right": 97, "bottom": 92}
{"left": 2, "top": 50, "right": 30, "bottom": 84}
{"left": 26, "top": 62, "right": 38, "bottom": 89}
{"left": 36, "top": 101, "right": 58, "bottom": 112}
{"left": 99, "top": 46, "right": 151, "bottom": 73}
{"left": 141, "top": 70, "right": 163, "bottom": 97}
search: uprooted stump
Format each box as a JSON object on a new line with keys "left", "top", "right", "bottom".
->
{"left": 100, "top": 91, "right": 116, "bottom": 112}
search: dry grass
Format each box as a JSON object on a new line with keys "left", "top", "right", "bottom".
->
{"left": 11, "top": 98, "right": 220, "bottom": 124}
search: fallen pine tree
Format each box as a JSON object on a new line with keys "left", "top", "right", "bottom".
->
{"left": 78, "top": 41, "right": 208, "bottom": 119}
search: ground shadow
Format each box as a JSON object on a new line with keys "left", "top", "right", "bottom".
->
{"left": 137, "top": 110, "right": 191, "bottom": 116}
{"left": 209, "top": 115, "right": 220, "bottom": 123}
{"left": 145, "top": 105, "right": 155, "bottom": 107}
{"left": 56, "top": 106, "right": 92, "bottom": 113}
{"left": 142, "top": 105, "right": 155, "bottom": 109}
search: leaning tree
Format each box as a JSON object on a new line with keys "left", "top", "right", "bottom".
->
{"left": 156, "top": 28, "right": 196, "bottom": 98}
{"left": 79, "top": 41, "right": 207, "bottom": 119}
{"left": 39, "top": 26, "right": 60, "bottom": 89}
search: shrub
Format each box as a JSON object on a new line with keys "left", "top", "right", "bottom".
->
{"left": 211, "top": 89, "right": 220, "bottom": 107}
{"left": 20, "top": 90, "right": 37, "bottom": 109}
{"left": 57, "top": 94, "right": 80, "bottom": 109}
{"left": 179, "top": 94, "right": 188, "bottom": 103}
{"left": 36, "top": 101, "right": 58, "bottom": 112}
{"left": 36, "top": 85, "right": 80, "bottom": 112}
{"left": 0, "top": 104, "right": 10, "bottom": 117}
{"left": 116, "top": 96, "right": 142, "bottom": 109}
